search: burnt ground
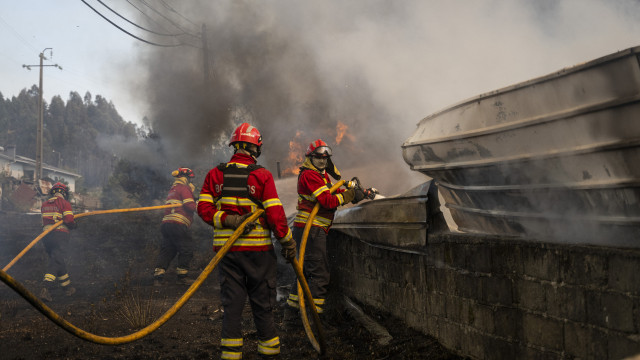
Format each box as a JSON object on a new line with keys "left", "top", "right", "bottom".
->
{"left": 0, "top": 211, "right": 465, "bottom": 360}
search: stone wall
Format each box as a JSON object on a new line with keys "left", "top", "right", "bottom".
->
{"left": 329, "top": 231, "right": 640, "bottom": 360}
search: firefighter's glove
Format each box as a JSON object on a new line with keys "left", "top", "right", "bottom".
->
{"left": 280, "top": 239, "right": 297, "bottom": 263}
{"left": 223, "top": 213, "right": 251, "bottom": 229}
{"left": 223, "top": 213, "right": 255, "bottom": 234}
{"left": 341, "top": 188, "right": 356, "bottom": 205}
{"left": 67, "top": 221, "right": 77, "bottom": 230}
{"left": 352, "top": 187, "right": 366, "bottom": 204}
{"left": 363, "top": 188, "right": 379, "bottom": 200}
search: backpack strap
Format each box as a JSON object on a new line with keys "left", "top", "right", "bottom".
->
{"left": 219, "top": 163, "right": 264, "bottom": 208}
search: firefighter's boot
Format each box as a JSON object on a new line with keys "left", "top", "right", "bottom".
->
{"left": 175, "top": 268, "right": 194, "bottom": 285}
{"left": 39, "top": 287, "right": 53, "bottom": 302}
{"left": 153, "top": 268, "right": 165, "bottom": 287}
{"left": 40, "top": 274, "right": 56, "bottom": 302}
{"left": 64, "top": 286, "right": 76, "bottom": 296}
{"left": 176, "top": 275, "right": 195, "bottom": 285}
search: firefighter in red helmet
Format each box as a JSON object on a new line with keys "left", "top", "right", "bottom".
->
{"left": 39, "top": 182, "right": 77, "bottom": 302}
{"left": 153, "top": 167, "right": 198, "bottom": 286}
{"left": 285, "top": 139, "right": 374, "bottom": 322}
{"left": 197, "top": 123, "right": 296, "bottom": 359}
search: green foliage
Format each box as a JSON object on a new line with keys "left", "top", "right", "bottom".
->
{"left": 101, "top": 159, "right": 168, "bottom": 208}
{"left": 0, "top": 87, "right": 141, "bottom": 190}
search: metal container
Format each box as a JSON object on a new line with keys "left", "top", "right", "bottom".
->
{"left": 402, "top": 46, "right": 640, "bottom": 246}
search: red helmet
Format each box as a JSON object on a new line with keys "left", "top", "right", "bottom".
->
{"left": 172, "top": 167, "right": 194, "bottom": 178}
{"left": 229, "top": 123, "right": 263, "bottom": 147}
{"left": 305, "top": 139, "right": 332, "bottom": 157}
{"left": 50, "top": 182, "right": 69, "bottom": 198}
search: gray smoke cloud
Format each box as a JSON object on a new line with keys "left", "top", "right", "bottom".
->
{"left": 119, "top": 0, "right": 640, "bottom": 193}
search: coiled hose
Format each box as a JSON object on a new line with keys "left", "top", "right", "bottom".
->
{"left": 295, "top": 179, "right": 346, "bottom": 354}
{"left": 0, "top": 209, "right": 263, "bottom": 345}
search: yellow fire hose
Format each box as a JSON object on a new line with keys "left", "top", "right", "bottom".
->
{"left": 3, "top": 203, "right": 183, "bottom": 272}
{"left": 296, "top": 180, "right": 346, "bottom": 354}
{"left": 0, "top": 210, "right": 263, "bottom": 345}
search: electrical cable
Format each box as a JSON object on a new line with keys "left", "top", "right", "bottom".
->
{"left": 95, "top": 0, "right": 186, "bottom": 37}
{"left": 135, "top": 0, "right": 199, "bottom": 38}
{"left": 159, "top": 0, "right": 199, "bottom": 28}
{"left": 80, "top": 0, "right": 184, "bottom": 47}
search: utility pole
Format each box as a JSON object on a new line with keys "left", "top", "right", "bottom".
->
{"left": 23, "top": 48, "right": 62, "bottom": 182}
{"left": 201, "top": 24, "right": 211, "bottom": 85}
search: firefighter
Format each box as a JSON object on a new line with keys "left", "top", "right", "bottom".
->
{"left": 153, "top": 167, "right": 198, "bottom": 286}
{"left": 39, "top": 182, "right": 77, "bottom": 302}
{"left": 197, "top": 123, "right": 297, "bottom": 359}
{"left": 286, "top": 139, "right": 375, "bottom": 319}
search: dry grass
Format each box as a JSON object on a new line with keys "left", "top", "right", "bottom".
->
{"left": 117, "top": 288, "right": 166, "bottom": 329}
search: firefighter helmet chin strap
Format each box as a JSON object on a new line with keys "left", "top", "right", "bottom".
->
{"left": 234, "top": 142, "right": 261, "bottom": 159}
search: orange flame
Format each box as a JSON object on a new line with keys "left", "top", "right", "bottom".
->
{"left": 282, "top": 131, "right": 304, "bottom": 176}
{"left": 335, "top": 121, "right": 355, "bottom": 144}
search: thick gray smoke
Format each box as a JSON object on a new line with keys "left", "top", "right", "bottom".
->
{"left": 120, "top": 0, "right": 640, "bottom": 195}
{"left": 133, "top": 1, "right": 401, "bottom": 177}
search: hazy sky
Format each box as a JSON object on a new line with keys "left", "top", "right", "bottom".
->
{"left": 2, "top": 1, "right": 640, "bottom": 133}
{"left": 1, "top": 1, "right": 146, "bottom": 124}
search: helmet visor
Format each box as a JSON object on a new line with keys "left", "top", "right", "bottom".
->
{"left": 312, "top": 146, "right": 332, "bottom": 157}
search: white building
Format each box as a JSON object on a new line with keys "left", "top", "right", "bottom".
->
{"left": 0, "top": 145, "right": 81, "bottom": 192}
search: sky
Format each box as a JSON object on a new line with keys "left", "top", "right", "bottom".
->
{"left": 1, "top": 1, "right": 638, "bottom": 128}
{"left": 1, "top": 1, "right": 147, "bottom": 125}
{"left": 2, "top": 0, "right": 640, "bottom": 194}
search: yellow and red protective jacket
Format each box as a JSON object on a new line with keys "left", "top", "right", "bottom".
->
{"left": 162, "top": 177, "right": 196, "bottom": 227}
{"left": 41, "top": 193, "right": 75, "bottom": 232}
{"left": 197, "top": 153, "right": 292, "bottom": 252}
{"left": 294, "top": 159, "right": 347, "bottom": 233}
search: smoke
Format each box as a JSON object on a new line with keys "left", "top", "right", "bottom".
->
{"left": 118, "top": 0, "right": 639, "bottom": 190}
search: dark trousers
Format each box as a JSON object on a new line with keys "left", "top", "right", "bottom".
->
{"left": 289, "top": 226, "right": 330, "bottom": 300}
{"left": 219, "top": 250, "right": 277, "bottom": 343}
{"left": 42, "top": 231, "right": 69, "bottom": 277}
{"left": 155, "top": 222, "right": 194, "bottom": 271}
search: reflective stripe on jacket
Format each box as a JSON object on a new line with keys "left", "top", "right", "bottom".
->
{"left": 162, "top": 178, "right": 196, "bottom": 227}
{"left": 294, "top": 166, "right": 346, "bottom": 233}
{"left": 197, "top": 153, "right": 292, "bottom": 251}
{"left": 41, "top": 194, "right": 75, "bottom": 233}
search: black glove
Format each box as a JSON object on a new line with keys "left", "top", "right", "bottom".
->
{"left": 341, "top": 188, "right": 355, "bottom": 204}
{"left": 363, "top": 188, "right": 378, "bottom": 200}
{"left": 352, "top": 187, "right": 366, "bottom": 204}
{"left": 223, "top": 213, "right": 254, "bottom": 230}
{"left": 280, "top": 239, "right": 297, "bottom": 262}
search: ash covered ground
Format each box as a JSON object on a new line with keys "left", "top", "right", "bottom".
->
{"left": 0, "top": 210, "right": 463, "bottom": 360}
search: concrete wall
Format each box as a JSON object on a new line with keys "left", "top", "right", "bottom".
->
{"left": 329, "top": 231, "right": 640, "bottom": 360}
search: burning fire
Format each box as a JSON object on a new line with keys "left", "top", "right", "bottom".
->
{"left": 335, "top": 121, "right": 355, "bottom": 145}
{"left": 281, "top": 131, "right": 305, "bottom": 176}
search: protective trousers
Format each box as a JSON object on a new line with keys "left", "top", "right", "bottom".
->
{"left": 219, "top": 250, "right": 280, "bottom": 359}
{"left": 156, "top": 222, "right": 194, "bottom": 274}
{"left": 42, "top": 231, "right": 69, "bottom": 278}
{"left": 287, "top": 226, "right": 329, "bottom": 313}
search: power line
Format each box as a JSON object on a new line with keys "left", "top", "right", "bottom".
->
{"left": 159, "top": 0, "right": 199, "bottom": 28}
{"left": 125, "top": 0, "right": 173, "bottom": 33}
{"left": 80, "top": 0, "right": 185, "bottom": 47}
{"left": 95, "top": 0, "right": 186, "bottom": 37}
{"left": 135, "top": 0, "right": 199, "bottom": 38}
{"left": 0, "top": 13, "right": 39, "bottom": 54}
